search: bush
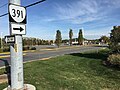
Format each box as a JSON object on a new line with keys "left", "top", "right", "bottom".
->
{"left": 3, "top": 47, "right": 10, "bottom": 52}
{"left": 30, "top": 47, "right": 36, "bottom": 50}
{"left": 107, "top": 54, "right": 120, "bottom": 66}
{"left": 0, "top": 48, "right": 3, "bottom": 53}
{"left": 0, "top": 47, "right": 10, "bottom": 52}
{"left": 109, "top": 44, "right": 120, "bottom": 53}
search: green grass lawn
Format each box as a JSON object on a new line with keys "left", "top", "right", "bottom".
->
{"left": 0, "top": 49, "right": 120, "bottom": 90}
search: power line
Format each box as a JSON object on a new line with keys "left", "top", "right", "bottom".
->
{"left": 0, "top": 0, "right": 46, "bottom": 18}
{"left": 0, "top": 13, "right": 8, "bottom": 17}
{"left": 0, "top": 3, "right": 8, "bottom": 9}
{"left": 25, "top": 0, "right": 46, "bottom": 8}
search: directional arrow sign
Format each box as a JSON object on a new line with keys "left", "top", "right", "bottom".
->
{"left": 13, "top": 27, "right": 24, "bottom": 32}
{"left": 5, "top": 35, "right": 15, "bottom": 43}
{"left": 11, "top": 23, "right": 26, "bottom": 35}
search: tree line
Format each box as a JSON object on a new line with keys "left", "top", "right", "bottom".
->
{"left": 22, "top": 37, "right": 54, "bottom": 46}
{"left": 0, "top": 37, "right": 54, "bottom": 52}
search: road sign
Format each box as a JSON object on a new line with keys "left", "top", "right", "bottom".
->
{"left": 5, "top": 35, "right": 15, "bottom": 43}
{"left": 11, "top": 23, "right": 26, "bottom": 35}
{"left": 9, "top": 4, "right": 26, "bottom": 24}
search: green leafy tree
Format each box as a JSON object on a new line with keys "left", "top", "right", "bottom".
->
{"left": 69, "top": 29, "right": 73, "bottom": 46}
{"left": 55, "top": 30, "right": 62, "bottom": 48}
{"left": 78, "top": 29, "right": 83, "bottom": 45}
{"left": 23, "top": 38, "right": 26, "bottom": 46}
{"left": 33, "top": 38, "right": 36, "bottom": 45}
{"left": 100, "top": 36, "right": 110, "bottom": 44}
{"left": 110, "top": 26, "right": 120, "bottom": 53}
{"left": 50, "top": 40, "right": 54, "bottom": 45}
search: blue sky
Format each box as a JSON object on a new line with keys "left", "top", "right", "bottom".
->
{"left": 0, "top": 0, "right": 120, "bottom": 40}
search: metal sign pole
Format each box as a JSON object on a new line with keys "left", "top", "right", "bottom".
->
{"left": 10, "top": 36, "right": 24, "bottom": 89}
{"left": 9, "top": 0, "right": 24, "bottom": 89}
{"left": 4, "top": 0, "right": 36, "bottom": 89}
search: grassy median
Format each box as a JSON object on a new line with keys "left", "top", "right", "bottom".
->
{"left": 0, "top": 49, "right": 120, "bottom": 90}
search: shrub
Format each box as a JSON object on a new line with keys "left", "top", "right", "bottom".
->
{"left": 0, "top": 48, "right": 3, "bottom": 53}
{"left": 107, "top": 54, "right": 120, "bottom": 66}
{"left": 3, "top": 47, "right": 10, "bottom": 52}
{"left": 30, "top": 47, "right": 36, "bottom": 50}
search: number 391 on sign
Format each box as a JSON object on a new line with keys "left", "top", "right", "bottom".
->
{"left": 12, "top": 9, "right": 23, "bottom": 18}
{"left": 9, "top": 4, "right": 27, "bottom": 24}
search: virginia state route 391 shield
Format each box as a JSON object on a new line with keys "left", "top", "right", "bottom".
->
{"left": 9, "top": 4, "right": 27, "bottom": 24}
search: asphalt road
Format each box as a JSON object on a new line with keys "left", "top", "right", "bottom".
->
{"left": 0, "top": 46, "right": 103, "bottom": 67}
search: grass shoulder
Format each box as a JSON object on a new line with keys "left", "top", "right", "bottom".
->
{"left": 0, "top": 49, "right": 120, "bottom": 90}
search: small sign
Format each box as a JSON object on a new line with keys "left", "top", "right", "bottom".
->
{"left": 11, "top": 23, "right": 26, "bottom": 35}
{"left": 5, "top": 35, "right": 15, "bottom": 43}
{"left": 9, "top": 4, "right": 26, "bottom": 24}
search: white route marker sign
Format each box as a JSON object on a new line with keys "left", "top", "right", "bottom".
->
{"left": 9, "top": 4, "right": 26, "bottom": 24}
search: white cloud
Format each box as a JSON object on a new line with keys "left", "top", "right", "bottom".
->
{"left": 28, "top": 0, "right": 120, "bottom": 26}
{"left": 100, "top": 0, "right": 120, "bottom": 8}
{"left": 55, "top": 0, "right": 98, "bottom": 20}
{"left": 45, "top": 0, "right": 120, "bottom": 25}
{"left": 47, "top": 0, "right": 104, "bottom": 25}
{"left": 69, "top": 15, "right": 100, "bottom": 24}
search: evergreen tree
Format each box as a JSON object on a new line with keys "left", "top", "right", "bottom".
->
{"left": 69, "top": 29, "right": 73, "bottom": 46}
{"left": 78, "top": 29, "right": 83, "bottom": 45}
{"left": 55, "top": 30, "right": 62, "bottom": 48}
{"left": 110, "top": 26, "right": 120, "bottom": 53}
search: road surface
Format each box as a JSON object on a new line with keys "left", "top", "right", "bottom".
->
{"left": 0, "top": 46, "right": 103, "bottom": 67}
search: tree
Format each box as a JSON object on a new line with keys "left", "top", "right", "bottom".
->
{"left": 69, "top": 29, "right": 73, "bottom": 46}
{"left": 78, "top": 29, "right": 83, "bottom": 45}
{"left": 33, "top": 38, "right": 36, "bottom": 45}
{"left": 99, "top": 36, "right": 110, "bottom": 44}
{"left": 110, "top": 26, "right": 120, "bottom": 53}
{"left": 50, "top": 40, "right": 54, "bottom": 45}
{"left": 55, "top": 30, "right": 62, "bottom": 48}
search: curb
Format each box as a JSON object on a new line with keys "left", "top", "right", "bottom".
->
{"left": 0, "top": 53, "right": 26, "bottom": 58}
{"left": 0, "top": 50, "right": 36, "bottom": 55}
